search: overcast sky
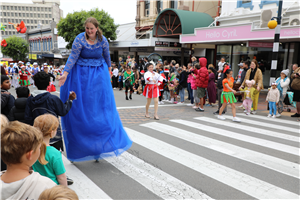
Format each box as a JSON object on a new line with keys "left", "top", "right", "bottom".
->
{"left": 0, "top": 0, "right": 137, "bottom": 25}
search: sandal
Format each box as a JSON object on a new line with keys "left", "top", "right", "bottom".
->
{"left": 145, "top": 115, "right": 150, "bottom": 118}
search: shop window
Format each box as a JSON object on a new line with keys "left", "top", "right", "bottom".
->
{"left": 259, "top": 0, "right": 279, "bottom": 9}
{"left": 237, "top": 0, "right": 254, "bottom": 10}
{"left": 145, "top": 0, "right": 150, "bottom": 17}
{"left": 170, "top": 0, "right": 178, "bottom": 9}
{"left": 156, "top": 0, "right": 163, "bottom": 14}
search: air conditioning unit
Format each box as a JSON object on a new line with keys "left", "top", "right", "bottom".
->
{"left": 289, "top": 15, "right": 300, "bottom": 26}
{"left": 260, "top": 9, "right": 277, "bottom": 28}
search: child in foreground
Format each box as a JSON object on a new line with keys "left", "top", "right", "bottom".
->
{"left": 266, "top": 82, "right": 280, "bottom": 118}
{"left": 32, "top": 114, "right": 67, "bottom": 186}
{"left": 39, "top": 185, "right": 79, "bottom": 200}
{"left": 1, "top": 121, "right": 56, "bottom": 200}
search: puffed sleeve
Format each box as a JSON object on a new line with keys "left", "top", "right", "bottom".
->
{"left": 144, "top": 72, "right": 151, "bottom": 84}
{"left": 64, "top": 35, "right": 83, "bottom": 73}
{"left": 102, "top": 36, "right": 111, "bottom": 68}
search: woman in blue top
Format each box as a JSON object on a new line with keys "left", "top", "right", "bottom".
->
{"left": 58, "top": 17, "right": 132, "bottom": 162}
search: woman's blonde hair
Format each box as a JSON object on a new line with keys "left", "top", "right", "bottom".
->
{"left": 33, "top": 114, "right": 59, "bottom": 165}
{"left": 1, "top": 114, "right": 9, "bottom": 131}
{"left": 208, "top": 64, "right": 215, "bottom": 69}
{"left": 39, "top": 185, "right": 79, "bottom": 200}
{"left": 84, "top": 17, "right": 103, "bottom": 42}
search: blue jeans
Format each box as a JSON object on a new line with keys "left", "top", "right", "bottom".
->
{"left": 187, "top": 83, "right": 194, "bottom": 104}
{"left": 179, "top": 88, "right": 185, "bottom": 102}
{"left": 269, "top": 101, "right": 277, "bottom": 115}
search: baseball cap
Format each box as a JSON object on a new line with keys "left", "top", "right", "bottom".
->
{"left": 238, "top": 63, "right": 243, "bottom": 66}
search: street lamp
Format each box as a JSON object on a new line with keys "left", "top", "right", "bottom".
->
{"left": 268, "top": 0, "right": 283, "bottom": 85}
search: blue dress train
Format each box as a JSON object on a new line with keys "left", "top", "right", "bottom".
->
{"left": 60, "top": 32, "right": 132, "bottom": 162}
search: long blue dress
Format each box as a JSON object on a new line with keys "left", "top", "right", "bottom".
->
{"left": 60, "top": 32, "right": 132, "bottom": 162}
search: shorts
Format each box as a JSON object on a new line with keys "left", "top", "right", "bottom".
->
{"left": 197, "top": 87, "right": 206, "bottom": 98}
{"left": 293, "top": 90, "right": 300, "bottom": 102}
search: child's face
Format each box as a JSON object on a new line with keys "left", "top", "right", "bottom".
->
{"left": 44, "top": 68, "right": 49, "bottom": 73}
{"left": 247, "top": 83, "right": 252, "bottom": 88}
{"left": 1, "top": 80, "right": 11, "bottom": 90}
{"left": 227, "top": 71, "right": 233, "bottom": 78}
{"left": 272, "top": 85, "right": 277, "bottom": 89}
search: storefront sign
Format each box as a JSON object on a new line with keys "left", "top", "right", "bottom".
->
{"left": 29, "top": 54, "right": 37, "bottom": 59}
{"left": 155, "top": 47, "right": 181, "bottom": 51}
{"left": 180, "top": 24, "right": 300, "bottom": 43}
{"left": 155, "top": 41, "right": 169, "bottom": 47}
{"left": 112, "top": 42, "right": 119, "bottom": 46}
{"left": 173, "top": 50, "right": 194, "bottom": 55}
{"left": 130, "top": 42, "right": 139, "bottom": 46}
{"left": 248, "top": 42, "right": 273, "bottom": 48}
{"left": 170, "top": 42, "right": 181, "bottom": 47}
{"left": 37, "top": 55, "right": 43, "bottom": 59}
{"left": 130, "top": 47, "right": 154, "bottom": 52}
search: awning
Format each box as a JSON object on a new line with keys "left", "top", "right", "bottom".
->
{"left": 42, "top": 54, "right": 54, "bottom": 58}
{"left": 153, "top": 8, "right": 214, "bottom": 38}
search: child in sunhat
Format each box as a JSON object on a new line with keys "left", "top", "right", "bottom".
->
{"left": 266, "top": 82, "right": 280, "bottom": 118}
{"left": 19, "top": 65, "right": 31, "bottom": 87}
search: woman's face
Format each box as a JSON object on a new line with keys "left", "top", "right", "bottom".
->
{"left": 85, "top": 22, "right": 97, "bottom": 38}
{"left": 148, "top": 65, "right": 154, "bottom": 72}
{"left": 208, "top": 69, "right": 212, "bottom": 73}
{"left": 280, "top": 73, "right": 286, "bottom": 79}
{"left": 250, "top": 62, "right": 256, "bottom": 69}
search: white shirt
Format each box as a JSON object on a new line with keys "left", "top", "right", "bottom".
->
{"left": 218, "top": 61, "right": 225, "bottom": 71}
{"left": 113, "top": 68, "right": 119, "bottom": 77}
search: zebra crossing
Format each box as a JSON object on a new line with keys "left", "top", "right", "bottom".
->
{"left": 67, "top": 114, "right": 299, "bottom": 199}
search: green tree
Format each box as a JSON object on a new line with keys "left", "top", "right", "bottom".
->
{"left": 1, "top": 36, "right": 29, "bottom": 61}
{"left": 57, "top": 8, "right": 118, "bottom": 49}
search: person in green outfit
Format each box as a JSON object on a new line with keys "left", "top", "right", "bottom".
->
{"left": 123, "top": 65, "right": 135, "bottom": 100}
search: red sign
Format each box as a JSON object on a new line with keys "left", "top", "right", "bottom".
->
{"left": 248, "top": 42, "right": 273, "bottom": 48}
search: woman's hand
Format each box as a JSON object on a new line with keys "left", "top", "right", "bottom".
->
{"left": 257, "top": 86, "right": 260, "bottom": 91}
{"left": 58, "top": 72, "right": 68, "bottom": 87}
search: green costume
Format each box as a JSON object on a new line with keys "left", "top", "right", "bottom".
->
{"left": 123, "top": 71, "right": 135, "bottom": 87}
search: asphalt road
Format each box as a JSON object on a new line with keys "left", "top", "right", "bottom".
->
{"left": 8, "top": 82, "right": 300, "bottom": 199}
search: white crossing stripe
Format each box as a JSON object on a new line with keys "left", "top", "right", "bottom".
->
{"left": 62, "top": 155, "right": 112, "bottom": 200}
{"left": 125, "top": 127, "right": 299, "bottom": 199}
{"left": 236, "top": 113, "right": 300, "bottom": 126}
{"left": 223, "top": 115, "right": 299, "bottom": 134}
{"left": 170, "top": 119, "right": 299, "bottom": 156}
{"left": 140, "top": 122, "right": 300, "bottom": 178}
{"left": 105, "top": 152, "right": 213, "bottom": 200}
{"left": 195, "top": 117, "right": 299, "bottom": 142}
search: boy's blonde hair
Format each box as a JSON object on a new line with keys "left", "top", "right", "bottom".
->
{"left": 1, "top": 121, "right": 47, "bottom": 165}
{"left": 39, "top": 185, "right": 79, "bottom": 200}
{"left": 1, "top": 114, "right": 9, "bottom": 131}
{"left": 34, "top": 114, "right": 59, "bottom": 138}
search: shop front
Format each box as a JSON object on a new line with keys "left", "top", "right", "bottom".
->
{"left": 180, "top": 23, "right": 300, "bottom": 87}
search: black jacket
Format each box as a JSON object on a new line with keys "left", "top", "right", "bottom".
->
{"left": 241, "top": 67, "right": 248, "bottom": 84}
{"left": 25, "top": 92, "right": 72, "bottom": 125}
{"left": 1, "top": 89, "right": 15, "bottom": 117}
{"left": 217, "top": 74, "right": 225, "bottom": 89}
{"left": 179, "top": 71, "right": 188, "bottom": 88}
{"left": 8, "top": 97, "right": 28, "bottom": 123}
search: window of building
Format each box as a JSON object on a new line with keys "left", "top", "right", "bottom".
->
{"left": 49, "top": 14, "right": 52, "bottom": 18}
{"left": 31, "top": 26, "right": 34, "bottom": 29}
{"left": 41, "top": 7, "right": 44, "bottom": 11}
{"left": 259, "top": 0, "right": 279, "bottom": 8}
{"left": 30, "top": 13, "right": 33, "bottom": 17}
{"left": 7, "top": 6, "right": 9, "bottom": 10}
{"left": 4, "top": 19, "right": 7, "bottom": 23}
{"left": 45, "top": 20, "right": 48, "bottom": 24}
{"left": 35, "top": 20, "right": 37, "bottom": 23}
{"left": 34, "top": 7, "right": 36, "bottom": 11}
{"left": 34, "top": 13, "right": 37, "bottom": 17}
{"left": 37, "top": 7, "right": 40, "bottom": 11}
{"left": 30, "top": 7, "right": 32, "bottom": 11}
{"left": 45, "top": 14, "right": 48, "bottom": 18}
{"left": 23, "top": 13, "right": 25, "bottom": 17}
{"left": 12, "top": 19, "right": 14, "bottom": 23}
{"left": 31, "top": 20, "right": 33, "bottom": 23}
{"left": 156, "top": 0, "right": 163, "bottom": 14}
{"left": 38, "top": 14, "right": 40, "bottom": 17}
{"left": 49, "top": 8, "right": 51, "bottom": 12}
{"left": 14, "top": 6, "right": 17, "bottom": 10}
{"left": 237, "top": 0, "right": 254, "bottom": 10}
{"left": 41, "top": 14, "right": 44, "bottom": 18}
{"left": 26, "top": 13, "right": 29, "bottom": 17}
{"left": 19, "top": 13, "right": 21, "bottom": 17}
{"left": 42, "top": 20, "right": 44, "bottom": 24}
{"left": 170, "top": 0, "right": 178, "bottom": 9}
{"left": 9, "top": 31, "right": 11, "bottom": 35}
{"left": 145, "top": 0, "right": 150, "bottom": 17}
{"left": 22, "top": 7, "right": 25, "bottom": 11}
{"left": 26, "top": 7, "right": 28, "bottom": 11}
{"left": 18, "top": 6, "right": 21, "bottom": 10}
{"left": 7, "top": 12, "right": 9, "bottom": 16}
{"left": 3, "top": 12, "right": 6, "bottom": 16}
{"left": 3, "top": 6, "right": 5, "bottom": 10}
{"left": 11, "top": 6, "right": 13, "bottom": 10}
{"left": 27, "top": 19, "right": 30, "bottom": 23}
{"left": 5, "top": 32, "right": 8, "bottom": 35}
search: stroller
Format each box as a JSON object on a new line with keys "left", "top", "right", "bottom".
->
{"left": 284, "top": 91, "right": 296, "bottom": 112}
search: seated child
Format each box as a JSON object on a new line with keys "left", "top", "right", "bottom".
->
{"left": 266, "top": 82, "right": 280, "bottom": 118}
{"left": 1, "top": 121, "right": 56, "bottom": 200}
{"left": 1, "top": 75, "right": 15, "bottom": 117}
{"left": 1, "top": 114, "right": 9, "bottom": 171}
{"left": 25, "top": 71, "right": 76, "bottom": 152}
{"left": 8, "top": 86, "right": 30, "bottom": 123}
{"left": 239, "top": 80, "right": 258, "bottom": 115}
{"left": 32, "top": 114, "right": 67, "bottom": 186}
{"left": 39, "top": 185, "right": 79, "bottom": 200}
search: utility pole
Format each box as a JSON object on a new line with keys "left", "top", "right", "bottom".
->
{"left": 269, "top": 0, "right": 283, "bottom": 85}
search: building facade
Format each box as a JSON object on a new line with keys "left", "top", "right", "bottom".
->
{"left": 0, "top": 0, "right": 63, "bottom": 36}
{"left": 180, "top": 0, "right": 300, "bottom": 87}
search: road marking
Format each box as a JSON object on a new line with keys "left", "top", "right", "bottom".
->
{"left": 125, "top": 127, "right": 299, "bottom": 199}
{"left": 170, "top": 119, "right": 299, "bottom": 156}
{"left": 236, "top": 113, "right": 300, "bottom": 126}
{"left": 195, "top": 117, "right": 299, "bottom": 142}
{"left": 62, "top": 155, "right": 112, "bottom": 199}
{"left": 223, "top": 115, "right": 299, "bottom": 134}
{"left": 105, "top": 152, "right": 213, "bottom": 200}
{"left": 140, "top": 122, "right": 300, "bottom": 178}
{"left": 116, "top": 104, "right": 182, "bottom": 110}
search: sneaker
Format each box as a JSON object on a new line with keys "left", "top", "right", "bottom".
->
{"left": 160, "top": 101, "right": 164, "bottom": 105}
{"left": 232, "top": 117, "right": 241, "bottom": 122}
{"left": 113, "top": 88, "right": 117, "bottom": 90}
{"left": 244, "top": 110, "right": 247, "bottom": 113}
{"left": 251, "top": 111, "right": 257, "bottom": 115}
{"left": 186, "top": 103, "right": 194, "bottom": 106}
{"left": 67, "top": 177, "right": 74, "bottom": 185}
{"left": 217, "top": 115, "right": 226, "bottom": 120}
{"left": 173, "top": 101, "right": 178, "bottom": 104}
{"left": 195, "top": 108, "right": 204, "bottom": 112}
{"left": 193, "top": 106, "right": 198, "bottom": 109}
{"left": 267, "top": 114, "right": 272, "bottom": 118}
{"left": 177, "top": 102, "right": 184, "bottom": 105}
{"left": 246, "top": 112, "right": 250, "bottom": 115}
{"left": 276, "top": 114, "right": 281, "bottom": 118}
{"left": 272, "top": 115, "right": 276, "bottom": 118}
{"left": 238, "top": 104, "right": 244, "bottom": 108}
{"left": 205, "top": 104, "right": 212, "bottom": 107}
{"left": 158, "top": 101, "right": 161, "bottom": 105}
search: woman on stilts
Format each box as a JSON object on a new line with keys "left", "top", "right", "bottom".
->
{"left": 143, "top": 63, "right": 163, "bottom": 120}
{"left": 58, "top": 17, "right": 132, "bottom": 162}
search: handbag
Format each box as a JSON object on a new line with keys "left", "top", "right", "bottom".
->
{"left": 125, "top": 79, "right": 131, "bottom": 87}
